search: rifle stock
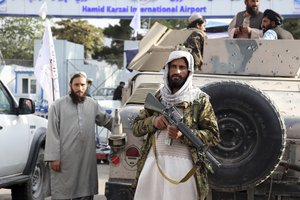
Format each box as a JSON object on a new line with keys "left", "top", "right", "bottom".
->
{"left": 144, "top": 93, "right": 221, "bottom": 167}
{"left": 144, "top": 93, "right": 165, "bottom": 113}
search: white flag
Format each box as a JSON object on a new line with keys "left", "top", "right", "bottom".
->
{"left": 34, "top": 19, "right": 60, "bottom": 107}
{"left": 38, "top": 1, "right": 47, "bottom": 20}
{"left": 129, "top": 0, "right": 141, "bottom": 37}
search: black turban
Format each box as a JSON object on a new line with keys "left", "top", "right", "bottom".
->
{"left": 263, "top": 9, "right": 283, "bottom": 25}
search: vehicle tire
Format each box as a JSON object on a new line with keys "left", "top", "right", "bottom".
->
{"left": 201, "top": 81, "right": 286, "bottom": 192}
{"left": 11, "top": 148, "right": 50, "bottom": 200}
{"left": 11, "top": 180, "right": 33, "bottom": 200}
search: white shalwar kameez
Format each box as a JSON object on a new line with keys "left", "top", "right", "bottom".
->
{"left": 134, "top": 129, "right": 198, "bottom": 200}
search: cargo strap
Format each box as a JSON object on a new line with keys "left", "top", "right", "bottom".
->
{"left": 151, "top": 134, "right": 197, "bottom": 185}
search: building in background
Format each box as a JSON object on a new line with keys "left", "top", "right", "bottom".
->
{"left": 0, "top": 0, "right": 299, "bottom": 18}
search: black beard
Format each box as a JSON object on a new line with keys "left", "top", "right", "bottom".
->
{"left": 69, "top": 90, "right": 86, "bottom": 104}
{"left": 262, "top": 24, "right": 273, "bottom": 33}
{"left": 263, "top": 27, "right": 267, "bottom": 34}
{"left": 246, "top": 5, "right": 259, "bottom": 16}
{"left": 168, "top": 75, "right": 188, "bottom": 92}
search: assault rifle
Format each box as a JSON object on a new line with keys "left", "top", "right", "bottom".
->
{"left": 144, "top": 93, "right": 221, "bottom": 167}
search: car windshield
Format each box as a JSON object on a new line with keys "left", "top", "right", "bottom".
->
{"left": 95, "top": 88, "right": 114, "bottom": 96}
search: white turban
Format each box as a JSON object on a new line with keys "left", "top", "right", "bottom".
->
{"left": 160, "top": 50, "right": 202, "bottom": 106}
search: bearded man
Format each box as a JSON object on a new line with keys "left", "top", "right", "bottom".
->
{"left": 228, "top": 0, "right": 263, "bottom": 38}
{"left": 261, "top": 9, "right": 294, "bottom": 40}
{"left": 45, "top": 72, "right": 113, "bottom": 200}
{"left": 131, "top": 50, "right": 220, "bottom": 200}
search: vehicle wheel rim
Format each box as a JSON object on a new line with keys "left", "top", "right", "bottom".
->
{"left": 213, "top": 113, "right": 257, "bottom": 165}
{"left": 32, "top": 162, "right": 43, "bottom": 197}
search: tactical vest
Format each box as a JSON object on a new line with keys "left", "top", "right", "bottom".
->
{"left": 155, "top": 90, "right": 203, "bottom": 128}
{"left": 235, "top": 11, "right": 263, "bottom": 29}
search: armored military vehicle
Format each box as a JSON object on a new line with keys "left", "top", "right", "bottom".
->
{"left": 105, "top": 22, "right": 300, "bottom": 200}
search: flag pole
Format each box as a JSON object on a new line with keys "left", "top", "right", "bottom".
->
{"left": 45, "top": 18, "right": 60, "bottom": 104}
{"left": 46, "top": 19, "right": 58, "bottom": 102}
{"left": 49, "top": 47, "right": 55, "bottom": 102}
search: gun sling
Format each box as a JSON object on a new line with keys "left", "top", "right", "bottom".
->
{"left": 151, "top": 134, "right": 198, "bottom": 185}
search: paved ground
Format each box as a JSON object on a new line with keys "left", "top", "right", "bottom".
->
{"left": 0, "top": 163, "right": 109, "bottom": 200}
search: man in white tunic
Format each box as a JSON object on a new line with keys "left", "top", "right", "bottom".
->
{"left": 45, "top": 72, "right": 113, "bottom": 200}
{"left": 132, "top": 51, "right": 220, "bottom": 200}
{"left": 261, "top": 9, "right": 294, "bottom": 40}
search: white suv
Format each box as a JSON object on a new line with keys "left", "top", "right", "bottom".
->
{"left": 0, "top": 80, "right": 49, "bottom": 200}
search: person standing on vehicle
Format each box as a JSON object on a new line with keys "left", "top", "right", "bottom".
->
{"left": 228, "top": 0, "right": 263, "bottom": 38}
{"left": 261, "top": 9, "right": 294, "bottom": 40}
{"left": 44, "top": 72, "right": 113, "bottom": 200}
{"left": 131, "top": 50, "right": 220, "bottom": 200}
{"left": 113, "top": 81, "right": 125, "bottom": 100}
{"left": 184, "top": 13, "right": 207, "bottom": 71}
{"left": 87, "top": 78, "right": 93, "bottom": 97}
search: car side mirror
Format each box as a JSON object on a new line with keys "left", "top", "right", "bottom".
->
{"left": 18, "top": 98, "right": 35, "bottom": 115}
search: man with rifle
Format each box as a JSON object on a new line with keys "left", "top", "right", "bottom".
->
{"left": 131, "top": 50, "right": 220, "bottom": 200}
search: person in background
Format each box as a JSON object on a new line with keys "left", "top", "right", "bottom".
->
{"left": 131, "top": 50, "right": 220, "bottom": 200}
{"left": 113, "top": 81, "right": 125, "bottom": 100}
{"left": 228, "top": 0, "right": 263, "bottom": 38}
{"left": 44, "top": 72, "right": 113, "bottom": 200}
{"left": 184, "top": 13, "right": 207, "bottom": 71}
{"left": 261, "top": 9, "right": 294, "bottom": 40}
{"left": 87, "top": 78, "right": 93, "bottom": 97}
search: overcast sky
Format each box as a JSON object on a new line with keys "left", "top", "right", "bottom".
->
{"left": 86, "top": 18, "right": 120, "bottom": 28}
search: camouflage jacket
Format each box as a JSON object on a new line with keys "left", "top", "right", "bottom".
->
{"left": 131, "top": 93, "right": 220, "bottom": 200}
{"left": 184, "top": 28, "right": 207, "bottom": 71}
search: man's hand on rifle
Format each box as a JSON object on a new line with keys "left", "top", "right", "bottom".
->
{"left": 167, "top": 125, "right": 183, "bottom": 140}
{"left": 153, "top": 115, "right": 169, "bottom": 130}
{"left": 153, "top": 115, "right": 183, "bottom": 140}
